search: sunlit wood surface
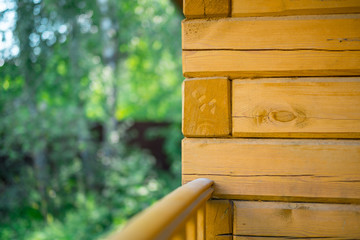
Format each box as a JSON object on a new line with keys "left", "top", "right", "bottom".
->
{"left": 107, "top": 178, "right": 213, "bottom": 240}
{"left": 182, "top": 77, "right": 231, "bottom": 137}
{"left": 232, "top": 77, "right": 360, "bottom": 138}
{"left": 181, "top": 0, "right": 360, "bottom": 238}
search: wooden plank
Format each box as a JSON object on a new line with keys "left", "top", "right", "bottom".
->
{"left": 182, "top": 77, "right": 231, "bottom": 137}
{"left": 232, "top": 0, "right": 360, "bottom": 17}
{"left": 182, "top": 50, "right": 360, "bottom": 78}
{"left": 205, "top": 200, "right": 233, "bottom": 240}
{"left": 233, "top": 201, "right": 360, "bottom": 239}
{"left": 234, "top": 238, "right": 330, "bottom": 240}
{"left": 234, "top": 238, "right": 326, "bottom": 240}
{"left": 234, "top": 238, "right": 347, "bottom": 240}
{"left": 182, "top": 138, "right": 360, "bottom": 203}
{"left": 108, "top": 178, "right": 213, "bottom": 240}
{"left": 183, "top": 15, "right": 360, "bottom": 51}
{"left": 171, "top": 229, "right": 186, "bottom": 240}
{"left": 232, "top": 77, "right": 360, "bottom": 138}
{"left": 185, "top": 214, "right": 197, "bottom": 239}
{"left": 183, "top": 0, "right": 230, "bottom": 18}
{"left": 197, "top": 206, "right": 205, "bottom": 240}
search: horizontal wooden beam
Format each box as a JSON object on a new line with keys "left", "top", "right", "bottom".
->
{"left": 232, "top": 77, "right": 360, "bottom": 138}
{"left": 182, "top": 138, "right": 360, "bottom": 203}
{"left": 183, "top": 50, "right": 360, "bottom": 78}
{"left": 234, "top": 201, "right": 360, "bottom": 239}
{"left": 232, "top": 0, "right": 360, "bottom": 17}
{"left": 183, "top": 15, "right": 360, "bottom": 51}
{"left": 183, "top": 0, "right": 360, "bottom": 18}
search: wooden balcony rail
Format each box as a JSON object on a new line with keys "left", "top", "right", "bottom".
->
{"left": 107, "top": 178, "right": 214, "bottom": 240}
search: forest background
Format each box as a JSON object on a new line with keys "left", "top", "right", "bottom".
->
{"left": 0, "top": 0, "right": 183, "bottom": 239}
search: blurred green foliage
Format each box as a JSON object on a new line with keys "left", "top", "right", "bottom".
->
{"left": 0, "top": 0, "right": 183, "bottom": 238}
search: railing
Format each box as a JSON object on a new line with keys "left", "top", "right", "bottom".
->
{"left": 107, "top": 178, "right": 214, "bottom": 240}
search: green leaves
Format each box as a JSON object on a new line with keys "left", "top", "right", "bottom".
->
{"left": 0, "top": 0, "right": 182, "bottom": 239}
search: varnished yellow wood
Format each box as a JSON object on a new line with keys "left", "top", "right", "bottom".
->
{"left": 234, "top": 238, "right": 321, "bottom": 240}
{"left": 180, "top": 0, "right": 360, "bottom": 237}
{"left": 183, "top": 50, "right": 360, "bottom": 78}
{"left": 182, "top": 138, "right": 360, "bottom": 202}
{"left": 234, "top": 238, "right": 309, "bottom": 240}
{"left": 170, "top": 229, "right": 186, "bottom": 240}
{"left": 234, "top": 201, "right": 360, "bottom": 239}
{"left": 185, "top": 214, "right": 197, "bottom": 239}
{"left": 183, "top": 0, "right": 203, "bottom": 18}
{"left": 232, "top": 0, "right": 360, "bottom": 17}
{"left": 232, "top": 77, "right": 360, "bottom": 138}
{"left": 197, "top": 206, "right": 205, "bottom": 240}
{"left": 183, "top": 15, "right": 360, "bottom": 50}
{"left": 182, "top": 78, "right": 231, "bottom": 137}
{"left": 107, "top": 178, "right": 213, "bottom": 240}
{"left": 205, "top": 200, "right": 233, "bottom": 240}
{"left": 183, "top": 0, "right": 230, "bottom": 18}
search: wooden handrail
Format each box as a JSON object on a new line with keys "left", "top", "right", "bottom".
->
{"left": 107, "top": 178, "right": 214, "bottom": 240}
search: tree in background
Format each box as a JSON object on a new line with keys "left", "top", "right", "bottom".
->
{"left": 0, "top": 0, "right": 182, "bottom": 239}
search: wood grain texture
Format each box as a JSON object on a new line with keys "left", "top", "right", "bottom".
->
{"left": 182, "top": 138, "right": 360, "bottom": 203}
{"left": 182, "top": 78, "right": 231, "bottom": 137}
{"left": 182, "top": 50, "right": 360, "bottom": 78}
{"left": 185, "top": 214, "right": 197, "bottom": 239}
{"left": 234, "top": 201, "right": 360, "bottom": 239}
{"left": 183, "top": 0, "right": 230, "bottom": 18}
{"left": 232, "top": 77, "right": 360, "bottom": 138}
{"left": 182, "top": 15, "right": 360, "bottom": 50}
{"left": 108, "top": 178, "right": 213, "bottom": 240}
{"left": 197, "top": 206, "right": 205, "bottom": 240}
{"left": 205, "top": 200, "right": 233, "bottom": 240}
{"left": 232, "top": 0, "right": 360, "bottom": 17}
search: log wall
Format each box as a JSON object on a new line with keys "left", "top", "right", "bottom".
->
{"left": 181, "top": 1, "right": 360, "bottom": 239}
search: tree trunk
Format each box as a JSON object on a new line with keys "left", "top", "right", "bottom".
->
{"left": 97, "top": 0, "right": 121, "bottom": 158}
{"left": 33, "top": 147, "right": 48, "bottom": 218}
{"left": 69, "top": 17, "right": 94, "bottom": 192}
{"left": 16, "top": 0, "right": 49, "bottom": 219}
